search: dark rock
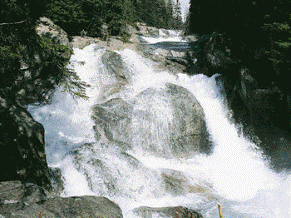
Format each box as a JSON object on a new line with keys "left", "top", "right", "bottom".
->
{"left": 49, "top": 167, "right": 65, "bottom": 195}
{"left": 133, "top": 206, "right": 203, "bottom": 218}
{"left": 15, "top": 17, "right": 73, "bottom": 105}
{"left": 1, "top": 202, "right": 56, "bottom": 217}
{"left": 0, "top": 181, "right": 49, "bottom": 205}
{"left": 0, "top": 93, "right": 51, "bottom": 189}
{"left": 166, "top": 56, "right": 189, "bottom": 66}
{"left": 203, "top": 32, "right": 234, "bottom": 69}
{"left": 39, "top": 196, "right": 123, "bottom": 218}
{"left": 0, "top": 181, "right": 123, "bottom": 218}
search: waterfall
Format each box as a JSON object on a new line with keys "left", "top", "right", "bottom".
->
{"left": 28, "top": 36, "right": 291, "bottom": 218}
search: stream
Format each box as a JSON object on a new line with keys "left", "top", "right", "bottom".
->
{"left": 28, "top": 31, "right": 291, "bottom": 218}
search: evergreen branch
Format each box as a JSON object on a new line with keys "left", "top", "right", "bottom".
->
{"left": 0, "top": 19, "right": 28, "bottom": 26}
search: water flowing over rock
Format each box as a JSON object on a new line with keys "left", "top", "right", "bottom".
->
{"left": 132, "top": 83, "right": 210, "bottom": 157}
{"left": 92, "top": 83, "right": 210, "bottom": 158}
{"left": 92, "top": 98, "right": 132, "bottom": 146}
{"left": 18, "top": 23, "right": 291, "bottom": 217}
{"left": 188, "top": 32, "right": 291, "bottom": 169}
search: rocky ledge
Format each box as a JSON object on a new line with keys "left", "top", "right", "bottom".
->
{"left": 0, "top": 181, "right": 123, "bottom": 218}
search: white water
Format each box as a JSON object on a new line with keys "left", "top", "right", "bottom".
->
{"left": 28, "top": 36, "right": 291, "bottom": 218}
{"left": 141, "top": 30, "right": 186, "bottom": 44}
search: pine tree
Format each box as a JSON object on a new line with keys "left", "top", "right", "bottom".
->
{"left": 172, "top": 0, "right": 183, "bottom": 29}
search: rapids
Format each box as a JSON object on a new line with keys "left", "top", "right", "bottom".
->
{"left": 28, "top": 33, "right": 291, "bottom": 218}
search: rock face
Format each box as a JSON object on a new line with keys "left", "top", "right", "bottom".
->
{"left": 132, "top": 83, "right": 210, "bottom": 157}
{"left": 92, "top": 83, "right": 210, "bottom": 157}
{"left": 0, "top": 93, "right": 51, "bottom": 189}
{"left": 92, "top": 98, "right": 132, "bottom": 146}
{"left": 0, "top": 181, "right": 123, "bottom": 218}
{"left": 36, "top": 17, "right": 71, "bottom": 49}
{"left": 133, "top": 206, "right": 203, "bottom": 218}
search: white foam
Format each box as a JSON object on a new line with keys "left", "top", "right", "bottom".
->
{"left": 28, "top": 43, "right": 291, "bottom": 218}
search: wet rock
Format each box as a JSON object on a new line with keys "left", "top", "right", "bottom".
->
{"left": 161, "top": 170, "right": 191, "bottom": 196}
{"left": 0, "top": 181, "right": 123, "bottom": 218}
{"left": 92, "top": 83, "right": 210, "bottom": 157}
{"left": 92, "top": 98, "right": 133, "bottom": 146}
{"left": 133, "top": 206, "right": 203, "bottom": 218}
{"left": 183, "top": 35, "right": 198, "bottom": 42}
{"left": 161, "top": 169, "right": 212, "bottom": 196}
{"left": 132, "top": 83, "right": 210, "bottom": 157}
{"left": 101, "top": 50, "right": 131, "bottom": 82}
{"left": 71, "top": 143, "right": 160, "bottom": 198}
{"left": 39, "top": 196, "right": 123, "bottom": 218}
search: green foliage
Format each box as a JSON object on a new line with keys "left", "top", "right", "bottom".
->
{"left": 0, "top": 0, "right": 89, "bottom": 101}
{"left": 38, "top": 36, "right": 90, "bottom": 100}
{"left": 134, "top": 0, "right": 183, "bottom": 30}
{"left": 59, "top": 68, "right": 91, "bottom": 100}
{"left": 44, "top": 0, "right": 87, "bottom": 35}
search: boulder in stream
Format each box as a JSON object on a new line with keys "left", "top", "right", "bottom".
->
{"left": 132, "top": 83, "right": 211, "bottom": 157}
{"left": 92, "top": 83, "right": 211, "bottom": 158}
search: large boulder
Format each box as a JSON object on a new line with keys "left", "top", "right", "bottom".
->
{"left": 132, "top": 83, "right": 210, "bottom": 157}
{"left": 0, "top": 181, "right": 123, "bottom": 218}
{"left": 39, "top": 196, "right": 123, "bottom": 218}
{"left": 15, "top": 17, "right": 73, "bottom": 105}
{"left": 92, "top": 83, "right": 210, "bottom": 157}
{"left": 101, "top": 50, "right": 131, "bottom": 82}
{"left": 0, "top": 181, "right": 49, "bottom": 205}
{"left": 0, "top": 93, "right": 51, "bottom": 189}
{"left": 92, "top": 98, "right": 133, "bottom": 146}
{"left": 134, "top": 23, "right": 159, "bottom": 36}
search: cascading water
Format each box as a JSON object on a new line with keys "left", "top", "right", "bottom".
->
{"left": 28, "top": 34, "right": 291, "bottom": 217}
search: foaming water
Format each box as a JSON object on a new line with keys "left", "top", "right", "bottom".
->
{"left": 141, "top": 30, "right": 185, "bottom": 44}
{"left": 28, "top": 42, "right": 291, "bottom": 217}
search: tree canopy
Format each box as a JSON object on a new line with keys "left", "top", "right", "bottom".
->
{"left": 44, "top": 0, "right": 184, "bottom": 37}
